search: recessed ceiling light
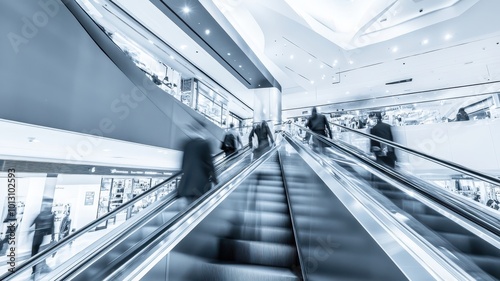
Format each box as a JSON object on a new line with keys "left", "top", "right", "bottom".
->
{"left": 444, "top": 33, "right": 453, "bottom": 40}
{"left": 249, "top": 78, "right": 252, "bottom": 80}
{"left": 392, "top": 46, "right": 398, "bottom": 52}
{"left": 310, "top": 80, "right": 315, "bottom": 84}
{"left": 205, "top": 29, "right": 210, "bottom": 35}
{"left": 386, "top": 90, "right": 389, "bottom": 93}
{"left": 227, "top": 52, "right": 231, "bottom": 56}
{"left": 345, "top": 91, "right": 350, "bottom": 95}
{"left": 148, "top": 40, "right": 154, "bottom": 44}
{"left": 290, "top": 55, "right": 294, "bottom": 59}
{"left": 182, "top": 6, "right": 190, "bottom": 14}
{"left": 421, "top": 39, "right": 429, "bottom": 45}
{"left": 308, "top": 59, "right": 312, "bottom": 63}
{"left": 170, "top": 55, "right": 174, "bottom": 59}
{"left": 180, "top": 45, "right": 187, "bottom": 49}
{"left": 333, "top": 59, "right": 338, "bottom": 64}
{"left": 349, "top": 60, "right": 354, "bottom": 64}
{"left": 305, "top": 92, "right": 309, "bottom": 95}
{"left": 320, "top": 64, "right": 324, "bottom": 68}
{"left": 239, "top": 65, "right": 242, "bottom": 68}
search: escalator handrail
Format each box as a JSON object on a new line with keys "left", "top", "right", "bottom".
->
{"left": 59, "top": 144, "right": 277, "bottom": 280}
{"left": 303, "top": 122, "right": 500, "bottom": 187}
{"left": 294, "top": 128, "right": 500, "bottom": 239}
{"left": 0, "top": 149, "right": 239, "bottom": 280}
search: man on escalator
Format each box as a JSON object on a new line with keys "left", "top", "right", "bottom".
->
{"left": 369, "top": 112, "right": 397, "bottom": 169}
{"left": 177, "top": 121, "right": 219, "bottom": 204}
{"left": 305, "top": 107, "right": 332, "bottom": 153}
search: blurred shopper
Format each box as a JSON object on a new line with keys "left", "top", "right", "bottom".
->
{"left": 221, "top": 123, "right": 243, "bottom": 156}
{"left": 249, "top": 120, "right": 275, "bottom": 159}
{"left": 305, "top": 107, "right": 332, "bottom": 152}
{"left": 369, "top": 112, "right": 397, "bottom": 168}
{"left": 30, "top": 201, "right": 55, "bottom": 274}
{"left": 58, "top": 208, "right": 72, "bottom": 241}
{"left": 177, "top": 121, "right": 219, "bottom": 202}
{"left": 456, "top": 108, "right": 470, "bottom": 121}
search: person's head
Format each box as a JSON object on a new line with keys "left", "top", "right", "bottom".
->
{"left": 229, "top": 123, "right": 234, "bottom": 129}
{"left": 459, "top": 108, "right": 466, "bottom": 113}
{"left": 311, "top": 107, "right": 318, "bottom": 117}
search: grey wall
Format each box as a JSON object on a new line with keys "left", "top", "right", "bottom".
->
{"left": 0, "top": 0, "right": 223, "bottom": 151}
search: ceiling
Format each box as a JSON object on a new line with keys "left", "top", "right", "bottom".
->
{"left": 82, "top": 0, "right": 500, "bottom": 120}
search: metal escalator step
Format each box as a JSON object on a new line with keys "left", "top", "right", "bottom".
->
{"left": 219, "top": 239, "right": 297, "bottom": 268}
{"left": 200, "top": 262, "right": 300, "bottom": 281}
{"left": 232, "top": 225, "right": 295, "bottom": 244}
{"left": 228, "top": 192, "right": 287, "bottom": 203}
{"left": 238, "top": 211, "right": 292, "bottom": 228}
{"left": 232, "top": 184, "right": 284, "bottom": 194}
{"left": 219, "top": 200, "right": 289, "bottom": 213}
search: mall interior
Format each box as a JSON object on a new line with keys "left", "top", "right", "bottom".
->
{"left": 1, "top": 0, "right": 500, "bottom": 280}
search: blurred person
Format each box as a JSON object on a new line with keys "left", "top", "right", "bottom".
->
{"left": 456, "top": 108, "right": 470, "bottom": 121}
{"left": 30, "top": 201, "right": 55, "bottom": 274}
{"left": 177, "top": 121, "right": 219, "bottom": 203}
{"left": 369, "top": 112, "right": 397, "bottom": 168}
{"left": 58, "top": 208, "right": 72, "bottom": 241}
{"left": 249, "top": 120, "right": 275, "bottom": 159}
{"left": 221, "top": 123, "right": 243, "bottom": 156}
{"left": 305, "top": 107, "right": 332, "bottom": 152}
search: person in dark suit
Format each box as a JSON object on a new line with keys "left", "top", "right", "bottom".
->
{"left": 249, "top": 120, "right": 275, "bottom": 159}
{"left": 305, "top": 107, "right": 332, "bottom": 152}
{"left": 369, "top": 112, "right": 396, "bottom": 168}
{"left": 456, "top": 107, "right": 470, "bottom": 121}
{"left": 177, "top": 121, "right": 218, "bottom": 202}
{"left": 30, "top": 201, "right": 55, "bottom": 274}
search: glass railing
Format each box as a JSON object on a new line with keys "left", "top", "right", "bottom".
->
{"left": 0, "top": 148, "right": 243, "bottom": 281}
{"left": 294, "top": 121, "right": 500, "bottom": 214}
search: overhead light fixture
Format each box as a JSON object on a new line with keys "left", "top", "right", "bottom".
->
{"left": 320, "top": 64, "right": 324, "bottom": 69}
{"left": 392, "top": 46, "right": 398, "bottom": 52}
{"left": 205, "top": 29, "right": 210, "bottom": 35}
{"left": 444, "top": 33, "right": 453, "bottom": 40}
{"left": 349, "top": 60, "right": 354, "bottom": 64}
{"left": 180, "top": 45, "right": 187, "bottom": 49}
{"left": 182, "top": 6, "right": 190, "bottom": 14}
{"left": 227, "top": 52, "right": 231, "bottom": 56}
{"left": 308, "top": 59, "right": 312, "bottom": 63}
{"left": 290, "top": 55, "right": 294, "bottom": 59}
{"left": 421, "top": 39, "right": 429, "bottom": 45}
{"left": 239, "top": 65, "right": 242, "bottom": 68}
{"left": 333, "top": 59, "right": 338, "bottom": 64}
{"left": 310, "top": 80, "right": 315, "bottom": 84}
{"left": 170, "top": 55, "right": 174, "bottom": 59}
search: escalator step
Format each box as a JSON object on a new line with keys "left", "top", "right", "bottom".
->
{"left": 231, "top": 225, "right": 295, "bottom": 244}
{"left": 228, "top": 192, "right": 287, "bottom": 203}
{"left": 219, "top": 200, "right": 289, "bottom": 214}
{"left": 219, "top": 239, "right": 297, "bottom": 268}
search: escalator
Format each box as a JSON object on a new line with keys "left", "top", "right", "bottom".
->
{"left": 19, "top": 135, "right": 499, "bottom": 280}
{"left": 116, "top": 147, "right": 411, "bottom": 281}
{"left": 0, "top": 147, "right": 250, "bottom": 281}
{"left": 146, "top": 155, "right": 303, "bottom": 280}
{"left": 302, "top": 128, "right": 500, "bottom": 280}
